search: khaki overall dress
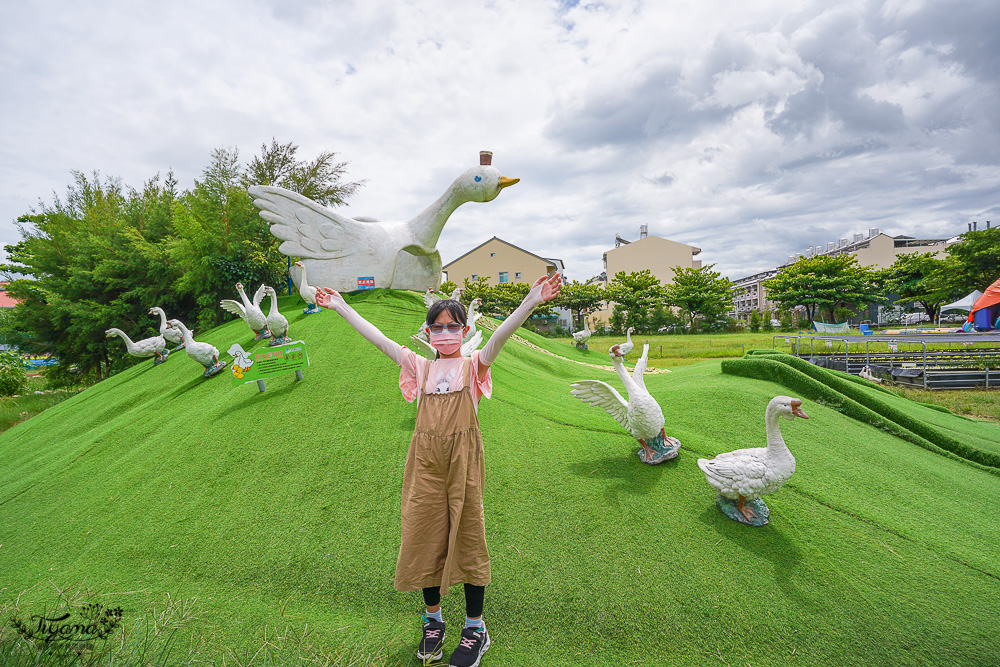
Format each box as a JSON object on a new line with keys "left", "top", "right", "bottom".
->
{"left": 394, "top": 357, "right": 491, "bottom": 594}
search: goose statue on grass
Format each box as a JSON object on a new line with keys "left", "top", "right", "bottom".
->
{"left": 263, "top": 286, "right": 292, "bottom": 346}
{"left": 149, "top": 307, "right": 186, "bottom": 352}
{"left": 697, "top": 395, "right": 809, "bottom": 526}
{"left": 292, "top": 261, "right": 320, "bottom": 314}
{"left": 619, "top": 327, "right": 635, "bottom": 357}
{"left": 221, "top": 283, "right": 270, "bottom": 341}
{"left": 168, "top": 319, "right": 226, "bottom": 378}
{"left": 248, "top": 151, "right": 519, "bottom": 293}
{"left": 570, "top": 343, "right": 681, "bottom": 465}
{"left": 572, "top": 318, "right": 593, "bottom": 349}
{"left": 423, "top": 286, "right": 463, "bottom": 308}
{"left": 106, "top": 328, "right": 169, "bottom": 365}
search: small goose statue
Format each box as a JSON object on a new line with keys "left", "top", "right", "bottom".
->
{"left": 168, "top": 319, "right": 226, "bottom": 378}
{"left": 221, "top": 282, "right": 270, "bottom": 341}
{"left": 570, "top": 343, "right": 681, "bottom": 464}
{"left": 106, "top": 328, "right": 169, "bottom": 365}
{"left": 697, "top": 395, "right": 809, "bottom": 526}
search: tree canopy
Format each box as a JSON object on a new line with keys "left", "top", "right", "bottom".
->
{"left": 763, "top": 255, "right": 884, "bottom": 323}
{"left": 663, "top": 264, "right": 734, "bottom": 328}
{"left": 0, "top": 142, "right": 361, "bottom": 382}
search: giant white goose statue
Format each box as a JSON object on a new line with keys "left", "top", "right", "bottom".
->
{"left": 248, "top": 152, "right": 519, "bottom": 293}
{"left": 221, "top": 282, "right": 270, "bottom": 341}
{"left": 570, "top": 343, "right": 681, "bottom": 464}
{"left": 697, "top": 395, "right": 809, "bottom": 525}
{"left": 263, "top": 286, "right": 291, "bottom": 346}
{"left": 168, "top": 319, "right": 226, "bottom": 378}
{"left": 106, "top": 328, "right": 169, "bottom": 365}
{"left": 292, "top": 261, "right": 320, "bottom": 314}
{"left": 572, "top": 318, "right": 593, "bottom": 348}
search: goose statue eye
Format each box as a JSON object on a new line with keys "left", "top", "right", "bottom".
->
{"left": 474, "top": 175, "right": 482, "bottom": 182}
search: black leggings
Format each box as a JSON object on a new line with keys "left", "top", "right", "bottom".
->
{"left": 423, "top": 585, "right": 485, "bottom": 618}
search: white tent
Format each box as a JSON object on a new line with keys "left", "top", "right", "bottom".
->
{"left": 941, "top": 290, "right": 983, "bottom": 313}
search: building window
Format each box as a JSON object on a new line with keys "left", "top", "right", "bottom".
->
{"left": 515, "top": 272, "right": 521, "bottom": 279}
{"left": 471, "top": 274, "right": 478, "bottom": 280}
{"left": 499, "top": 272, "right": 509, "bottom": 283}
{"left": 490, "top": 252, "right": 496, "bottom": 257}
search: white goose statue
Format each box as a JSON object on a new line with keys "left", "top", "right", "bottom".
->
{"left": 423, "top": 287, "right": 463, "bottom": 309}
{"left": 570, "top": 344, "right": 681, "bottom": 464}
{"left": 572, "top": 317, "right": 593, "bottom": 347}
{"left": 697, "top": 395, "right": 809, "bottom": 525}
{"left": 149, "top": 307, "right": 185, "bottom": 351}
{"left": 248, "top": 152, "right": 519, "bottom": 292}
{"left": 221, "top": 282, "right": 270, "bottom": 340}
{"left": 618, "top": 327, "right": 635, "bottom": 357}
{"left": 292, "top": 261, "right": 321, "bottom": 314}
{"left": 168, "top": 319, "right": 226, "bottom": 377}
{"left": 106, "top": 328, "right": 169, "bottom": 365}
{"left": 263, "top": 286, "right": 291, "bottom": 346}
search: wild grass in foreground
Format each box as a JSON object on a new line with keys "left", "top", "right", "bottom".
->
{"left": 0, "top": 581, "right": 408, "bottom": 667}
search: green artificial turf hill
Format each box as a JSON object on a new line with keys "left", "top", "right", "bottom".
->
{"left": 2, "top": 289, "right": 999, "bottom": 666}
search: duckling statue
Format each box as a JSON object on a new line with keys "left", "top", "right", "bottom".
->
{"left": 570, "top": 343, "right": 681, "bottom": 464}
{"left": 697, "top": 395, "right": 809, "bottom": 526}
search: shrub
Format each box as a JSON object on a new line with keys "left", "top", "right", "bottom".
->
{"left": 0, "top": 352, "right": 29, "bottom": 397}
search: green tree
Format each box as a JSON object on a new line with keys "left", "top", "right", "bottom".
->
{"left": 748, "top": 309, "right": 762, "bottom": 333}
{"left": 556, "top": 280, "right": 605, "bottom": 330}
{"left": 438, "top": 280, "right": 458, "bottom": 297}
{"left": 940, "top": 227, "right": 1000, "bottom": 294}
{"left": 763, "top": 255, "right": 884, "bottom": 323}
{"left": 663, "top": 265, "right": 735, "bottom": 330}
{"left": 605, "top": 270, "right": 663, "bottom": 333}
{"left": 882, "top": 252, "right": 955, "bottom": 320}
{"left": 244, "top": 139, "right": 364, "bottom": 207}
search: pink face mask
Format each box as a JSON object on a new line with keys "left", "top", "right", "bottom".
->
{"left": 428, "top": 330, "right": 463, "bottom": 356}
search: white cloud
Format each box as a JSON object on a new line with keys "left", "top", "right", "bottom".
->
{"left": 1, "top": 0, "right": 998, "bottom": 284}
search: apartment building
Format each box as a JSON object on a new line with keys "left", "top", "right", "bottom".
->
{"left": 729, "top": 228, "right": 957, "bottom": 320}
{"left": 588, "top": 232, "right": 702, "bottom": 327}
{"left": 442, "top": 236, "right": 564, "bottom": 286}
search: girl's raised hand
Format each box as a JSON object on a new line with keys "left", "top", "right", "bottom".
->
{"left": 315, "top": 286, "right": 346, "bottom": 312}
{"left": 528, "top": 272, "right": 563, "bottom": 305}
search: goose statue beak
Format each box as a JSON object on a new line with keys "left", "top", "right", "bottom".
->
{"left": 791, "top": 399, "right": 809, "bottom": 419}
{"left": 498, "top": 176, "right": 519, "bottom": 189}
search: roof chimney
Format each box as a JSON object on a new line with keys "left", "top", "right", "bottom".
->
{"left": 479, "top": 151, "right": 493, "bottom": 166}
{"left": 640, "top": 224, "right": 648, "bottom": 239}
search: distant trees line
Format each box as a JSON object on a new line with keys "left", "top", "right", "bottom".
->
{"left": 0, "top": 140, "right": 362, "bottom": 383}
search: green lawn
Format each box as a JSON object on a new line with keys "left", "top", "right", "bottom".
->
{"left": 2, "top": 290, "right": 999, "bottom": 666}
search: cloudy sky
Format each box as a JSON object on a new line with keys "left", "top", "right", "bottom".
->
{"left": 2, "top": 0, "right": 998, "bottom": 281}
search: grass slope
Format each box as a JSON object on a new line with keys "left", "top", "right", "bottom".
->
{"left": 2, "top": 290, "right": 999, "bottom": 666}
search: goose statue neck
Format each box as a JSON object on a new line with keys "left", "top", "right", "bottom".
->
{"left": 609, "top": 351, "right": 639, "bottom": 395}
{"left": 409, "top": 166, "right": 518, "bottom": 252}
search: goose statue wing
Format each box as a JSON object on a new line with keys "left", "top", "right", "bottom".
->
{"left": 253, "top": 284, "right": 268, "bottom": 307}
{"left": 220, "top": 300, "right": 247, "bottom": 318}
{"left": 698, "top": 449, "right": 769, "bottom": 483}
{"left": 409, "top": 334, "right": 437, "bottom": 359}
{"left": 423, "top": 290, "right": 442, "bottom": 309}
{"left": 570, "top": 380, "right": 630, "bottom": 431}
{"left": 461, "top": 329, "right": 483, "bottom": 356}
{"left": 248, "top": 185, "right": 375, "bottom": 259}
{"left": 631, "top": 344, "right": 649, "bottom": 390}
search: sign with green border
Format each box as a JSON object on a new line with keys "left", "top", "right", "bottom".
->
{"left": 230, "top": 341, "right": 309, "bottom": 387}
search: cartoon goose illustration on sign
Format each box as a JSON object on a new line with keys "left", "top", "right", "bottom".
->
{"left": 248, "top": 152, "right": 518, "bottom": 293}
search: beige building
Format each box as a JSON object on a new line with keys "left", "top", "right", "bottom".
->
{"left": 442, "top": 236, "right": 564, "bottom": 287}
{"left": 589, "top": 234, "right": 702, "bottom": 327}
{"left": 730, "top": 228, "right": 957, "bottom": 321}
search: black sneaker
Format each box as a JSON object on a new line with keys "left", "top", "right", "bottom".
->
{"left": 417, "top": 615, "right": 446, "bottom": 662}
{"left": 449, "top": 625, "right": 490, "bottom": 667}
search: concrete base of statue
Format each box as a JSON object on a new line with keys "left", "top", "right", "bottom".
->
{"left": 716, "top": 494, "right": 770, "bottom": 527}
{"left": 203, "top": 361, "right": 227, "bottom": 378}
{"left": 637, "top": 433, "right": 681, "bottom": 464}
{"left": 154, "top": 350, "right": 170, "bottom": 366}
{"left": 576, "top": 342, "right": 589, "bottom": 350}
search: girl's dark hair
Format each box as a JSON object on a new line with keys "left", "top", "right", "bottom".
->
{"left": 426, "top": 299, "right": 467, "bottom": 327}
